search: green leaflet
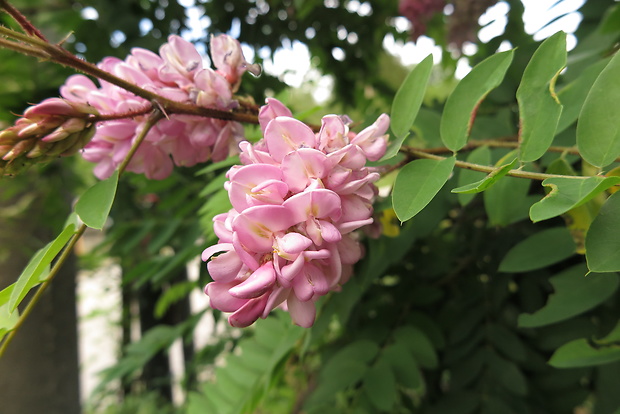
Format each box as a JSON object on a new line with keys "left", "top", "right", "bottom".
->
{"left": 440, "top": 49, "right": 514, "bottom": 152}
{"left": 382, "top": 343, "right": 423, "bottom": 390}
{"left": 392, "top": 157, "right": 455, "bottom": 222}
{"left": 8, "top": 223, "right": 76, "bottom": 312}
{"left": 456, "top": 145, "right": 492, "bottom": 206}
{"left": 380, "top": 132, "right": 409, "bottom": 161}
{"left": 75, "top": 170, "right": 119, "bottom": 229}
{"left": 577, "top": 50, "right": 620, "bottom": 167}
{"left": 517, "top": 32, "right": 566, "bottom": 163}
{"left": 529, "top": 175, "right": 620, "bottom": 222}
{"left": 362, "top": 358, "right": 398, "bottom": 412}
{"left": 518, "top": 264, "right": 619, "bottom": 328}
{"left": 393, "top": 325, "right": 438, "bottom": 369}
{"left": 499, "top": 227, "right": 576, "bottom": 272}
{"left": 586, "top": 191, "right": 620, "bottom": 272}
{"left": 452, "top": 158, "right": 517, "bottom": 194}
{"left": 549, "top": 320, "right": 620, "bottom": 368}
{"left": 484, "top": 176, "right": 535, "bottom": 227}
{"left": 556, "top": 58, "right": 609, "bottom": 133}
{"left": 390, "top": 54, "right": 434, "bottom": 140}
{"left": 0, "top": 284, "right": 18, "bottom": 339}
{"left": 195, "top": 313, "right": 304, "bottom": 414}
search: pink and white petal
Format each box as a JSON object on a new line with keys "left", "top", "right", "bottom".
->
{"left": 317, "top": 114, "right": 348, "bottom": 153}
{"left": 276, "top": 232, "right": 313, "bottom": 255}
{"left": 264, "top": 117, "right": 316, "bottom": 162}
{"left": 283, "top": 189, "right": 342, "bottom": 223}
{"left": 258, "top": 98, "right": 293, "bottom": 132}
{"left": 287, "top": 295, "right": 316, "bottom": 328}
{"left": 228, "top": 294, "right": 269, "bottom": 328}
{"left": 305, "top": 263, "right": 330, "bottom": 296}
{"left": 292, "top": 271, "right": 314, "bottom": 302}
{"left": 207, "top": 250, "right": 244, "bottom": 283}
{"left": 262, "top": 286, "right": 291, "bottom": 318}
{"left": 229, "top": 261, "right": 276, "bottom": 299}
{"left": 281, "top": 148, "right": 328, "bottom": 193}
{"left": 205, "top": 282, "right": 248, "bottom": 312}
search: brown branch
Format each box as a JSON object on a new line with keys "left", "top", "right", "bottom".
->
{"left": 0, "top": 0, "right": 47, "bottom": 40}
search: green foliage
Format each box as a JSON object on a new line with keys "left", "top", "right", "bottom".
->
{"left": 577, "top": 50, "right": 620, "bottom": 168}
{"left": 441, "top": 50, "right": 514, "bottom": 152}
{"left": 392, "top": 157, "right": 455, "bottom": 222}
{"left": 456, "top": 145, "right": 491, "bottom": 206}
{"left": 516, "top": 32, "right": 566, "bottom": 162}
{"left": 586, "top": 191, "right": 620, "bottom": 272}
{"left": 518, "top": 264, "right": 619, "bottom": 328}
{"left": 389, "top": 54, "right": 434, "bottom": 142}
{"left": 4, "top": 1, "right": 620, "bottom": 414}
{"left": 187, "top": 313, "right": 304, "bottom": 414}
{"left": 529, "top": 175, "right": 620, "bottom": 222}
{"left": 452, "top": 157, "right": 517, "bottom": 194}
{"left": 499, "top": 227, "right": 576, "bottom": 272}
{"left": 76, "top": 170, "right": 119, "bottom": 230}
{"left": 549, "top": 320, "right": 620, "bottom": 368}
{"left": 8, "top": 223, "right": 75, "bottom": 312}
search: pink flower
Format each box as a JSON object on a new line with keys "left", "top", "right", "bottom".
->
{"left": 210, "top": 35, "right": 262, "bottom": 91}
{"left": 60, "top": 34, "right": 256, "bottom": 180}
{"left": 203, "top": 99, "right": 389, "bottom": 327}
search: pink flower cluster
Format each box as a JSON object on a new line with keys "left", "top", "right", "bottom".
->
{"left": 61, "top": 35, "right": 257, "bottom": 179}
{"left": 202, "top": 99, "right": 389, "bottom": 328}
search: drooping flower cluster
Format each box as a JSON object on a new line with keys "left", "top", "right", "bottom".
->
{"left": 202, "top": 99, "right": 389, "bottom": 328}
{"left": 61, "top": 34, "right": 258, "bottom": 179}
{"left": 0, "top": 98, "right": 97, "bottom": 175}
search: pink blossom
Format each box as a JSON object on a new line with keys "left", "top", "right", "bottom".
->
{"left": 203, "top": 99, "right": 389, "bottom": 328}
{"left": 60, "top": 34, "right": 256, "bottom": 180}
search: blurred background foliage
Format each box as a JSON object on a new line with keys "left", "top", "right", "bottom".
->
{"left": 1, "top": 0, "right": 620, "bottom": 413}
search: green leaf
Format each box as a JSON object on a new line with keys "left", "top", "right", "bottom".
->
{"left": 486, "top": 352, "right": 528, "bottom": 396}
{"left": 75, "top": 170, "right": 119, "bottom": 229}
{"left": 306, "top": 359, "right": 368, "bottom": 407}
{"left": 390, "top": 54, "right": 434, "bottom": 140}
{"left": 529, "top": 176, "right": 620, "bottom": 222}
{"left": 440, "top": 49, "right": 514, "bottom": 151}
{"left": 392, "top": 157, "right": 455, "bottom": 222}
{"left": 329, "top": 339, "right": 380, "bottom": 364}
{"left": 452, "top": 158, "right": 517, "bottom": 194}
{"left": 549, "top": 339, "right": 620, "bottom": 368}
{"left": 577, "top": 50, "right": 620, "bottom": 167}
{"left": 363, "top": 358, "right": 398, "bottom": 412}
{"left": 556, "top": 58, "right": 609, "bottom": 133}
{"left": 486, "top": 323, "right": 528, "bottom": 362}
{"left": 394, "top": 325, "right": 438, "bottom": 369}
{"left": 8, "top": 223, "right": 76, "bottom": 312}
{"left": 517, "top": 32, "right": 566, "bottom": 162}
{"left": 426, "top": 392, "right": 479, "bottom": 414}
{"left": 484, "top": 175, "right": 534, "bottom": 227}
{"left": 499, "top": 227, "right": 575, "bottom": 272}
{"left": 586, "top": 191, "right": 620, "bottom": 272}
{"left": 518, "top": 264, "right": 619, "bottom": 328}
{"left": 0, "top": 284, "right": 18, "bottom": 339}
{"left": 457, "top": 146, "right": 491, "bottom": 206}
{"left": 380, "top": 133, "right": 409, "bottom": 161}
{"left": 383, "top": 343, "right": 423, "bottom": 389}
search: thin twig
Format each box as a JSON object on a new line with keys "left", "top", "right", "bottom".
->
{"left": 403, "top": 147, "right": 589, "bottom": 181}
{"left": 0, "top": 0, "right": 47, "bottom": 40}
